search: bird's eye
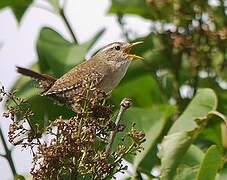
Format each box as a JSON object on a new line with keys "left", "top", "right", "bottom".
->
{"left": 115, "top": 46, "right": 121, "bottom": 51}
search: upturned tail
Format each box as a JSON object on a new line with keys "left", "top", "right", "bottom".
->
{"left": 16, "top": 66, "right": 56, "bottom": 92}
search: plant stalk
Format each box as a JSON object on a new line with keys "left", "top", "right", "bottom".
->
{"left": 60, "top": 8, "right": 78, "bottom": 44}
{"left": 105, "top": 98, "right": 132, "bottom": 157}
{"left": 0, "top": 127, "right": 17, "bottom": 176}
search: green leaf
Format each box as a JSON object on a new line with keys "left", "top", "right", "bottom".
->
{"left": 159, "top": 132, "right": 193, "bottom": 180}
{"left": 181, "top": 145, "right": 204, "bottom": 166}
{"left": 174, "top": 165, "right": 198, "bottom": 180}
{"left": 171, "top": 146, "right": 204, "bottom": 179}
{"left": 168, "top": 88, "right": 217, "bottom": 134}
{"left": 159, "top": 88, "right": 220, "bottom": 180}
{"left": 109, "top": 0, "right": 153, "bottom": 19}
{"left": 109, "top": 0, "right": 176, "bottom": 23}
{"left": 196, "top": 145, "right": 222, "bottom": 180}
{"left": 198, "top": 118, "right": 223, "bottom": 149}
{"left": 37, "top": 27, "right": 105, "bottom": 77}
{"left": 113, "top": 105, "right": 176, "bottom": 174}
{"left": 216, "top": 167, "right": 227, "bottom": 180}
{"left": 112, "top": 74, "right": 165, "bottom": 107}
{"left": 14, "top": 174, "right": 26, "bottom": 180}
{"left": 0, "top": 0, "right": 33, "bottom": 22}
{"left": 48, "top": 0, "right": 60, "bottom": 12}
{"left": 133, "top": 105, "right": 176, "bottom": 173}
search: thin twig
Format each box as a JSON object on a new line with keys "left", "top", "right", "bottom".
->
{"left": 135, "top": 170, "right": 143, "bottom": 180}
{"left": 114, "top": 142, "right": 135, "bottom": 164}
{"left": 6, "top": 93, "right": 42, "bottom": 145}
{"left": 105, "top": 98, "right": 132, "bottom": 157}
{"left": 36, "top": 0, "right": 78, "bottom": 44}
{"left": 0, "top": 128, "right": 17, "bottom": 176}
{"left": 60, "top": 8, "right": 78, "bottom": 44}
{"left": 117, "top": 14, "right": 130, "bottom": 41}
{"left": 0, "top": 153, "right": 6, "bottom": 158}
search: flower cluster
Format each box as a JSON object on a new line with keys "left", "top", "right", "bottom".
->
{"left": 1, "top": 82, "right": 145, "bottom": 179}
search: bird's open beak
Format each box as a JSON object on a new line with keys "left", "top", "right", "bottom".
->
{"left": 124, "top": 41, "right": 144, "bottom": 61}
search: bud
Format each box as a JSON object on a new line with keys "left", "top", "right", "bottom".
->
{"left": 120, "top": 98, "right": 132, "bottom": 110}
{"left": 3, "top": 112, "right": 10, "bottom": 118}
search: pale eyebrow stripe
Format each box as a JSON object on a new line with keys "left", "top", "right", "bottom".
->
{"left": 100, "top": 42, "right": 123, "bottom": 52}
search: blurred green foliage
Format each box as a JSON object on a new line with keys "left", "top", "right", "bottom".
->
{"left": 1, "top": 0, "right": 227, "bottom": 179}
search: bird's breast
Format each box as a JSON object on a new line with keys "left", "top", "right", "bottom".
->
{"left": 100, "top": 61, "right": 131, "bottom": 93}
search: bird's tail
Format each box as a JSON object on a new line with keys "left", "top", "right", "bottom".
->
{"left": 16, "top": 66, "right": 56, "bottom": 92}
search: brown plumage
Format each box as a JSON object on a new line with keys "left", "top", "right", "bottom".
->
{"left": 16, "top": 42, "right": 143, "bottom": 112}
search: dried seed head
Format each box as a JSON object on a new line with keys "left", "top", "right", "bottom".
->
{"left": 120, "top": 98, "right": 132, "bottom": 110}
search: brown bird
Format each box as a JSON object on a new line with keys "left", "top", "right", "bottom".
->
{"left": 17, "top": 41, "right": 143, "bottom": 112}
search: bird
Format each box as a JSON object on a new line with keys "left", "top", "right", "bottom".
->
{"left": 16, "top": 41, "right": 143, "bottom": 112}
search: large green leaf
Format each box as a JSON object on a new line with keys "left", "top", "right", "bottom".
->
{"left": 159, "top": 132, "right": 193, "bottom": 180}
{"left": 112, "top": 74, "right": 165, "bottom": 107}
{"left": 113, "top": 105, "right": 176, "bottom": 174}
{"left": 168, "top": 88, "right": 217, "bottom": 134}
{"left": 48, "top": 0, "right": 60, "bottom": 13}
{"left": 109, "top": 0, "right": 176, "bottom": 23}
{"left": 109, "top": 0, "right": 152, "bottom": 19}
{"left": 0, "top": 0, "right": 33, "bottom": 22}
{"left": 198, "top": 118, "right": 223, "bottom": 149}
{"left": 196, "top": 145, "right": 222, "bottom": 180}
{"left": 171, "top": 145, "right": 204, "bottom": 180}
{"left": 181, "top": 145, "right": 204, "bottom": 167}
{"left": 37, "top": 27, "right": 105, "bottom": 77}
{"left": 158, "top": 88, "right": 225, "bottom": 180}
{"left": 174, "top": 165, "right": 198, "bottom": 180}
{"left": 216, "top": 167, "right": 227, "bottom": 180}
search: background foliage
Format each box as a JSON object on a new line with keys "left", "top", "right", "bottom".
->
{"left": 0, "top": 0, "right": 227, "bottom": 179}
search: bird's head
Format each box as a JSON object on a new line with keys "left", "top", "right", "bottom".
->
{"left": 94, "top": 41, "right": 143, "bottom": 64}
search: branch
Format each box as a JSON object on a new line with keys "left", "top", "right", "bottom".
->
{"left": 36, "top": 0, "right": 78, "bottom": 44}
{"left": 113, "top": 142, "right": 135, "bottom": 164}
{"left": 9, "top": 95, "right": 42, "bottom": 145}
{"left": 0, "top": 127, "right": 17, "bottom": 176}
{"left": 105, "top": 98, "right": 132, "bottom": 157}
{"left": 117, "top": 14, "right": 130, "bottom": 41}
{"left": 60, "top": 8, "right": 78, "bottom": 44}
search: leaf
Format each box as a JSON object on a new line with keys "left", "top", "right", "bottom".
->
{"left": 133, "top": 105, "right": 176, "bottom": 173}
{"left": 172, "top": 146, "right": 204, "bottom": 179}
{"left": 14, "top": 174, "right": 26, "bottom": 180}
{"left": 109, "top": 0, "right": 176, "bottom": 23}
{"left": 159, "top": 88, "right": 221, "bottom": 180}
{"left": 168, "top": 88, "right": 218, "bottom": 134}
{"left": 174, "top": 165, "right": 198, "bottom": 180}
{"left": 159, "top": 132, "right": 193, "bottom": 180}
{"left": 181, "top": 145, "right": 204, "bottom": 166}
{"left": 198, "top": 118, "right": 223, "bottom": 149}
{"left": 216, "top": 167, "right": 227, "bottom": 180}
{"left": 109, "top": 0, "right": 152, "bottom": 19}
{"left": 112, "top": 74, "right": 165, "bottom": 107}
{"left": 113, "top": 105, "right": 176, "bottom": 174}
{"left": 0, "top": 0, "right": 33, "bottom": 22}
{"left": 37, "top": 27, "right": 105, "bottom": 77}
{"left": 48, "top": 0, "right": 60, "bottom": 12}
{"left": 196, "top": 145, "right": 222, "bottom": 180}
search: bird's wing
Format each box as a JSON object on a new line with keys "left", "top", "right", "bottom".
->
{"left": 43, "top": 60, "right": 105, "bottom": 96}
